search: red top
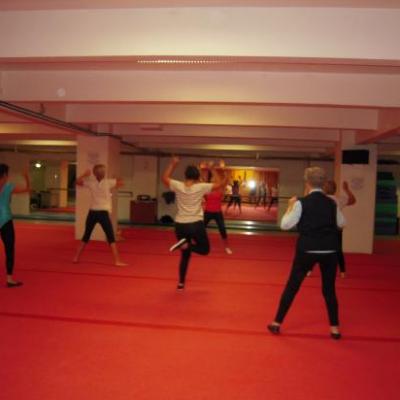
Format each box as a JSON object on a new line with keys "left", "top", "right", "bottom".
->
{"left": 204, "top": 190, "right": 223, "bottom": 212}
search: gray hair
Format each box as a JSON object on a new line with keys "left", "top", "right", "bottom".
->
{"left": 304, "top": 167, "right": 326, "bottom": 188}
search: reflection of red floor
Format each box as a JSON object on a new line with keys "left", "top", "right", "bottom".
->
{"left": 38, "top": 206, "right": 75, "bottom": 214}
{"left": 0, "top": 223, "right": 399, "bottom": 399}
{"left": 224, "top": 203, "right": 278, "bottom": 222}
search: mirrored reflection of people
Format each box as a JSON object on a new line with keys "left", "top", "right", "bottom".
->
{"left": 225, "top": 180, "right": 242, "bottom": 215}
{"left": 162, "top": 157, "right": 227, "bottom": 290}
{"left": 255, "top": 181, "right": 268, "bottom": 209}
{"left": 267, "top": 167, "right": 345, "bottom": 340}
{"left": 267, "top": 186, "right": 279, "bottom": 212}
{"left": 203, "top": 161, "right": 232, "bottom": 255}
{"left": 314, "top": 180, "right": 355, "bottom": 278}
{"left": 0, "top": 164, "right": 30, "bottom": 287}
{"left": 224, "top": 183, "right": 232, "bottom": 202}
{"left": 73, "top": 164, "right": 127, "bottom": 266}
{"left": 249, "top": 182, "right": 257, "bottom": 204}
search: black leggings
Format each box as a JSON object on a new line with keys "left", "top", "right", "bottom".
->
{"left": 268, "top": 196, "right": 278, "bottom": 209}
{"left": 274, "top": 252, "right": 339, "bottom": 326}
{"left": 82, "top": 210, "right": 115, "bottom": 244}
{"left": 204, "top": 211, "right": 228, "bottom": 240}
{"left": 337, "top": 230, "right": 345, "bottom": 273}
{"left": 1, "top": 220, "right": 15, "bottom": 275}
{"left": 175, "top": 221, "right": 210, "bottom": 284}
{"left": 227, "top": 195, "right": 241, "bottom": 207}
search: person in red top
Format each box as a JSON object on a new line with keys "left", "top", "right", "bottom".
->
{"left": 203, "top": 161, "right": 232, "bottom": 255}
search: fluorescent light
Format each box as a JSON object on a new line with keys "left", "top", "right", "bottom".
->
{"left": 137, "top": 59, "right": 224, "bottom": 65}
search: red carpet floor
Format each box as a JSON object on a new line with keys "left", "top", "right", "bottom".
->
{"left": 0, "top": 222, "right": 399, "bottom": 399}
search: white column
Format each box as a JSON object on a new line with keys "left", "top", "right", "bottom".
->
{"left": 59, "top": 160, "right": 69, "bottom": 208}
{"left": 335, "top": 132, "right": 377, "bottom": 254}
{"left": 75, "top": 135, "right": 121, "bottom": 241}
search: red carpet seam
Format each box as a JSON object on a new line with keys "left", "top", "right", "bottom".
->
{"left": 1, "top": 311, "right": 399, "bottom": 343}
{"left": 14, "top": 268, "right": 400, "bottom": 293}
{"left": 49, "top": 247, "right": 400, "bottom": 268}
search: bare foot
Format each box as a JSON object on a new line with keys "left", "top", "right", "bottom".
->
{"left": 115, "top": 261, "right": 128, "bottom": 267}
{"left": 330, "top": 326, "right": 340, "bottom": 335}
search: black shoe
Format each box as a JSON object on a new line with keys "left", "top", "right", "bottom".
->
{"left": 169, "top": 238, "right": 188, "bottom": 252}
{"left": 331, "top": 332, "right": 342, "bottom": 340}
{"left": 177, "top": 283, "right": 185, "bottom": 290}
{"left": 267, "top": 324, "right": 280, "bottom": 335}
{"left": 7, "top": 281, "right": 23, "bottom": 288}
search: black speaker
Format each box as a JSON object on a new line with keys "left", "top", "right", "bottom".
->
{"left": 342, "top": 150, "right": 369, "bottom": 164}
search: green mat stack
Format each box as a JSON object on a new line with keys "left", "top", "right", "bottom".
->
{"left": 375, "top": 171, "right": 398, "bottom": 235}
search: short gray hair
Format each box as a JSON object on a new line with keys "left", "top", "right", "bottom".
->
{"left": 304, "top": 167, "right": 326, "bottom": 188}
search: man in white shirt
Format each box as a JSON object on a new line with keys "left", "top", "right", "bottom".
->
{"left": 268, "top": 167, "right": 345, "bottom": 340}
{"left": 73, "top": 164, "right": 126, "bottom": 266}
{"left": 162, "top": 156, "right": 227, "bottom": 290}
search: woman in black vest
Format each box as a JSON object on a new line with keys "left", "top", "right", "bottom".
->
{"left": 267, "top": 167, "right": 345, "bottom": 340}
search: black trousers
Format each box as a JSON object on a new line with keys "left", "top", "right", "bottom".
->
{"left": 82, "top": 210, "right": 116, "bottom": 244}
{"left": 274, "top": 252, "right": 339, "bottom": 326}
{"left": 227, "top": 195, "right": 241, "bottom": 207}
{"left": 175, "top": 221, "right": 210, "bottom": 284}
{"left": 268, "top": 196, "right": 278, "bottom": 209}
{"left": 0, "top": 220, "right": 15, "bottom": 275}
{"left": 204, "top": 211, "right": 228, "bottom": 240}
{"left": 337, "top": 230, "right": 345, "bottom": 273}
{"left": 309, "top": 231, "right": 345, "bottom": 274}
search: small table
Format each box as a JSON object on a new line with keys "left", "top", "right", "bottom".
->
{"left": 130, "top": 200, "right": 157, "bottom": 224}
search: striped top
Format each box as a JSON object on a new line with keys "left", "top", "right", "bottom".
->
{"left": 169, "top": 179, "right": 213, "bottom": 223}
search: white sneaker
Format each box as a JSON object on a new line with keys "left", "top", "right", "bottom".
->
{"left": 225, "top": 247, "right": 233, "bottom": 255}
{"left": 169, "top": 238, "right": 188, "bottom": 252}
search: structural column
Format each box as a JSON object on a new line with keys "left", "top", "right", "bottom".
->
{"left": 75, "top": 135, "right": 121, "bottom": 241}
{"left": 334, "top": 131, "right": 377, "bottom": 254}
{"left": 59, "top": 160, "right": 69, "bottom": 208}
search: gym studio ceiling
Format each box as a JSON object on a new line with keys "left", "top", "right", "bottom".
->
{"left": 0, "top": 2, "right": 399, "bottom": 159}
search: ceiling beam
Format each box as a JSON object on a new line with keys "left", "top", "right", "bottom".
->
{"left": 66, "top": 103, "right": 377, "bottom": 130}
{"left": 136, "top": 142, "right": 330, "bottom": 153}
{"left": 1, "top": 1, "right": 400, "bottom": 11}
{"left": 1, "top": 8, "right": 399, "bottom": 60}
{"left": 2, "top": 70, "right": 399, "bottom": 108}
{"left": 116, "top": 125, "right": 340, "bottom": 141}
{"left": 356, "top": 109, "right": 400, "bottom": 144}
